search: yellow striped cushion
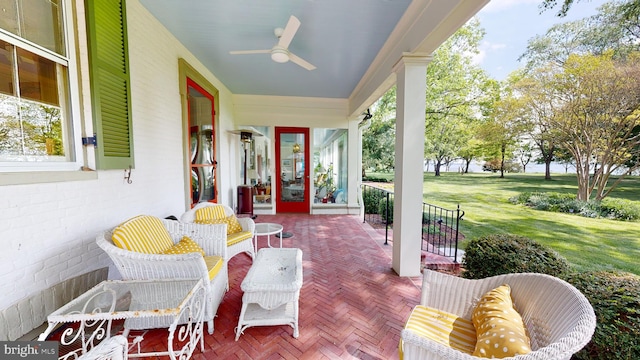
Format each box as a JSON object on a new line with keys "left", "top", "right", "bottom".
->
{"left": 195, "top": 205, "right": 226, "bottom": 222}
{"left": 112, "top": 215, "right": 173, "bottom": 254}
{"left": 400, "top": 305, "right": 476, "bottom": 359}
{"left": 204, "top": 255, "right": 224, "bottom": 281}
{"left": 199, "top": 215, "right": 244, "bottom": 235}
{"left": 226, "top": 231, "right": 252, "bottom": 246}
{"left": 162, "top": 236, "right": 205, "bottom": 256}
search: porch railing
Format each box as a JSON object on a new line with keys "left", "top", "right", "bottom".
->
{"left": 361, "top": 183, "right": 464, "bottom": 262}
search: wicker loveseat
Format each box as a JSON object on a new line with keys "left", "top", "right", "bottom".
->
{"left": 96, "top": 216, "right": 228, "bottom": 334}
{"left": 400, "top": 270, "right": 596, "bottom": 360}
{"left": 180, "top": 203, "right": 255, "bottom": 261}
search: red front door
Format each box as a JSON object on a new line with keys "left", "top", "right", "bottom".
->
{"left": 275, "top": 127, "right": 310, "bottom": 213}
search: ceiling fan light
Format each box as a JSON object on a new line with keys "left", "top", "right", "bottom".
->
{"left": 271, "top": 49, "right": 289, "bottom": 63}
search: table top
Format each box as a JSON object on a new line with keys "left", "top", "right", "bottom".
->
{"left": 241, "top": 248, "right": 303, "bottom": 292}
{"left": 47, "top": 279, "right": 202, "bottom": 322}
{"left": 254, "top": 222, "right": 284, "bottom": 236}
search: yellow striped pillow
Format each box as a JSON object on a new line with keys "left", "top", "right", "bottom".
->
{"left": 194, "top": 205, "right": 226, "bottom": 222}
{"left": 112, "top": 215, "right": 174, "bottom": 254}
{"left": 400, "top": 305, "right": 476, "bottom": 359}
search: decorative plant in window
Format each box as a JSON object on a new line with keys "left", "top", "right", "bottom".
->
{"left": 314, "top": 162, "right": 336, "bottom": 202}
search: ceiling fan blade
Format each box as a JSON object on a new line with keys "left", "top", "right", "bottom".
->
{"left": 278, "top": 15, "right": 301, "bottom": 49}
{"left": 289, "top": 52, "right": 316, "bottom": 71}
{"left": 229, "top": 49, "right": 270, "bottom": 55}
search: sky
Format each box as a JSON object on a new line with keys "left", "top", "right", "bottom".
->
{"left": 473, "top": 0, "right": 611, "bottom": 80}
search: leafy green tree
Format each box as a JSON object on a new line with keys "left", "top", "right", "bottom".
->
{"left": 551, "top": 52, "right": 640, "bottom": 201}
{"left": 424, "top": 18, "right": 489, "bottom": 176}
{"left": 477, "top": 80, "right": 528, "bottom": 178}
{"left": 363, "top": 87, "right": 396, "bottom": 175}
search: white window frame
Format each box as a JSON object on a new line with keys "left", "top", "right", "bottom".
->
{"left": 0, "top": 0, "right": 92, "bottom": 183}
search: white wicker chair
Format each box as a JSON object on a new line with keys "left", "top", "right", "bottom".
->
{"left": 96, "top": 219, "right": 228, "bottom": 334}
{"left": 401, "top": 270, "right": 596, "bottom": 360}
{"left": 180, "top": 202, "right": 255, "bottom": 261}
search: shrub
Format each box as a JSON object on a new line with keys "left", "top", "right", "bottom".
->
{"left": 362, "top": 188, "right": 385, "bottom": 214}
{"left": 599, "top": 198, "right": 640, "bottom": 221}
{"left": 378, "top": 196, "right": 394, "bottom": 223}
{"left": 362, "top": 176, "right": 391, "bottom": 183}
{"left": 509, "top": 192, "right": 640, "bottom": 221}
{"left": 564, "top": 271, "right": 640, "bottom": 360}
{"left": 462, "top": 234, "right": 571, "bottom": 279}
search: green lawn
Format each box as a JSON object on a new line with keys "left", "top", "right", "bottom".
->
{"left": 366, "top": 172, "right": 640, "bottom": 275}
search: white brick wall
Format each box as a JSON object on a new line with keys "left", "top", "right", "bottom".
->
{"left": 0, "top": 0, "right": 238, "bottom": 337}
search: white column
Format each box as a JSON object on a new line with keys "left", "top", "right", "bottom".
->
{"left": 392, "top": 54, "right": 431, "bottom": 277}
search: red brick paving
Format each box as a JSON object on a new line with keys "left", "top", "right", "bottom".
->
{"left": 111, "top": 215, "right": 429, "bottom": 359}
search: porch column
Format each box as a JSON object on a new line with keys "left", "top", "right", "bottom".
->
{"left": 392, "top": 54, "right": 431, "bottom": 277}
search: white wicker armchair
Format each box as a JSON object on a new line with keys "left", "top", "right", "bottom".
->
{"left": 180, "top": 202, "right": 255, "bottom": 261}
{"left": 96, "top": 219, "right": 228, "bottom": 334}
{"left": 401, "top": 270, "right": 596, "bottom": 360}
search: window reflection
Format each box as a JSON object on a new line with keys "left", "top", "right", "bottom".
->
{"left": 313, "top": 128, "right": 348, "bottom": 204}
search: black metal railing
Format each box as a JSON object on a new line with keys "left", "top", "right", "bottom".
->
{"left": 361, "top": 183, "right": 464, "bottom": 262}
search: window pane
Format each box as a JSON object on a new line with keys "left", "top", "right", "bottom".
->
{"left": 313, "top": 128, "right": 348, "bottom": 204}
{"left": 0, "top": 94, "right": 21, "bottom": 156}
{"left": 17, "top": 47, "right": 59, "bottom": 105}
{"left": 21, "top": 0, "right": 65, "bottom": 55}
{"left": 0, "top": 0, "right": 19, "bottom": 36}
{"left": 0, "top": 40, "right": 15, "bottom": 96}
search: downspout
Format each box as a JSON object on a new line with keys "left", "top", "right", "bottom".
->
{"left": 357, "top": 109, "right": 373, "bottom": 222}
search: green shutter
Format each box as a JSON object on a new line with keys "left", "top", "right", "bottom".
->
{"left": 85, "top": 0, "right": 134, "bottom": 169}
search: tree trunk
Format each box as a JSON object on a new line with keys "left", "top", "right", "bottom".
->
{"left": 435, "top": 159, "right": 442, "bottom": 176}
{"left": 464, "top": 159, "right": 471, "bottom": 173}
{"left": 499, "top": 143, "right": 506, "bottom": 178}
{"left": 545, "top": 159, "right": 552, "bottom": 180}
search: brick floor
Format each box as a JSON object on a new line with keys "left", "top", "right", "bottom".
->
{"left": 77, "top": 214, "right": 442, "bottom": 359}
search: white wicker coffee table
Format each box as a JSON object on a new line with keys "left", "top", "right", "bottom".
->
{"left": 235, "top": 248, "right": 303, "bottom": 340}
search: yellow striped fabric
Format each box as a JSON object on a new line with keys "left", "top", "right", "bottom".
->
{"left": 226, "top": 231, "right": 252, "bottom": 246}
{"left": 400, "top": 305, "right": 476, "bottom": 358}
{"left": 195, "top": 205, "right": 226, "bottom": 222}
{"left": 111, "top": 215, "right": 174, "bottom": 254}
{"left": 204, "top": 255, "right": 224, "bottom": 281}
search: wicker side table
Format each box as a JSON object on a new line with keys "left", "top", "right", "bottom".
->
{"left": 235, "top": 248, "right": 303, "bottom": 340}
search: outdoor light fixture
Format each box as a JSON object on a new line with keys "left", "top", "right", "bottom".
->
{"left": 240, "top": 131, "right": 252, "bottom": 143}
{"left": 292, "top": 143, "right": 301, "bottom": 153}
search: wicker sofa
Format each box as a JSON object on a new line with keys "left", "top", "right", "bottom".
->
{"left": 96, "top": 216, "right": 228, "bottom": 334}
{"left": 400, "top": 270, "right": 596, "bottom": 360}
{"left": 180, "top": 202, "right": 255, "bottom": 261}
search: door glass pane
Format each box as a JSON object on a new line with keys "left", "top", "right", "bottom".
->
{"left": 188, "top": 83, "right": 216, "bottom": 205}
{"left": 280, "top": 132, "right": 305, "bottom": 203}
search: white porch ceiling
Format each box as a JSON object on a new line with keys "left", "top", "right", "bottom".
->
{"left": 139, "top": 0, "right": 489, "bottom": 110}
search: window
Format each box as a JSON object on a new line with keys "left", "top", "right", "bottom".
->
{"left": 0, "top": 0, "right": 72, "bottom": 165}
{"left": 313, "top": 128, "right": 348, "bottom": 204}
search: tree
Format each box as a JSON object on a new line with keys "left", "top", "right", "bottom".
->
{"left": 513, "top": 66, "right": 564, "bottom": 180}
{"left": 424, "top": 18, "right": 489, "bottom": 176}
{"left": 363, "top": 87, "right": 396, "bottom": 175}
{"left": 551, "top": 52, "right": 640, "bottom": 201}
{"left": 540, "top": 0, "right": 640, "bottom": 19}
{"left": 529, "top": 1, "right": 640, "bottom": 66}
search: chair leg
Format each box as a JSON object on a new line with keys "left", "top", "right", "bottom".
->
{"left": 207, "top": 319, "right": 214, "bottom": 335}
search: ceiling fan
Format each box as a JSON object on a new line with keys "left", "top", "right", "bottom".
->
{"left": 229, "top": 15, "right": 316, "bottom": 71}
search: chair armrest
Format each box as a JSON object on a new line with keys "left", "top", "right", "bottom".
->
{"left": 97, "top": 234, "right": 210, "bottom": 281}
{"left": 237, "top": 217, "right": 255, "bottom": 233}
